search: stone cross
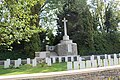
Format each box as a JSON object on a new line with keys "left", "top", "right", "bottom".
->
{"left": 62, "top": 17, "right": 68, "bottom": 36}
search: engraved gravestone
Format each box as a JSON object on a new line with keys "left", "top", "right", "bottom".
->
{"left": 4, "top": 60, "right": 9, "bottom": 68}
{"left": 59, "top": 57, "right": 62, "bottom": 62}
{"left": 32, "top": 58, "right": 37, "bottom": 67}
{"left": 27, "top": 58, "right": 31, "bottom": 64}
{"left": 67, "top": 62, "right": 72, "bottom": 70}
{"left": 86, "top": 60, "right": 91, "bottom": 68}
{"left": 74, "top": 61, "right": 79, "bottom": 70}
{"left": 47, "top": 58, "right": 52, "bottom": 66}
{"left": 80, "top": 61, "right": 85, "bottom": 69}
{"left": 6, "top": 59, "right": 10, "bottom": 66}
{"left": 18, "top": 58, "right": 21, "bottom": 66}
{"left": 15, "top": 60, "right": 19, "bottom": 68}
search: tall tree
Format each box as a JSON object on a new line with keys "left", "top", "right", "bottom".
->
{"left": 54, "top": 0, "right": 95, "bottom": 55}
{"left": 0, "top": 0, "right": 46, "bottom": 58}
{"left": 89, "top": 0, "right": 120, "bottom": 54}
{"left": 0, "top": 0, "right": 45, "bottom": 47}
{"left": 53, "top": 0, "right": 120, "bottom": 55}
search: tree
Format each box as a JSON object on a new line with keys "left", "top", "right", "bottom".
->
{"left": 89, "top": 0, "right": 120, "bottom": 32}
{"left": 0, "top": 0, "right": 46, "bottom": 59}
{"left": 89, "top": 0, "right": 120, "bottom": 54}
{"left": 0, "top": 0, "right": 45, "bottom": 48}
{"left": 54, "top": 0, "right": 95, "bottom": 55}
{"left": 39, "top": 0, "right": 65, "bottom": 46}
{"left": 52, "top": 0, "right": 120, "bottom": 55}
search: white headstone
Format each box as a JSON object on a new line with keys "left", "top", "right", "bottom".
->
{"left": 113, "top": 54, "right": 118, "bottom": 65}
{"left": 73, "top": 61, "right": 79, "bottom": 70}
{"left": 108, "top": 55, "right": 111, "bottom": 59}
{"left": 86, "top": 60, "right": 91, "bottom": 68}
{"left": 6, "top": 59, "right": 10, "bottom": 66}
{"left": 4, "top": 61, "right": 9, "bottom": 68}
{"left": 15, "top": 60, "right": 19, "bottom": 68}
{"left": 76, "top": 56, "right": 79, "bottom": 61}
{"left": 47, "top": 58, "right": 52, "bottom": 66}
{"left": 45, "top": 57, "right": 48, "bottom": 63}
{"left": 97, "top": 56, "right": 100, "bottom": 60}
{"left": 52, "top": 57, "right": 56, "bottom": 63}
{"left": 80, "top": 61, "right": 85, "bottom": 69}
{"left": 109, "top": 59, "right": 114, "bottom": 66}
{"left": 65, "top": 56, "right": 68, "bottom": 62}
{"left": 114, "top": 54, "right": 117, "bottom": 59}
{"left": 119, "top": 58, "right": 120, "bottom": 64}
{"left": 79, "top": 57, "right": 82, "bottom": 62}
{"left": 103, "top": 59, "right": 108, "bottom": 67}
{"left": 97, "top": 59, "right": 103, "bottom": 67}
{"left": 114, "top": 58, "right": 118, "bottom": 65}
{"left": 119, "top": 53, "right": 120, "bottom": 57}
{"left": 59, "top": 57, "right": 62, "bottom": 63}
{"left": 67, "top": 62, "right": 72, "bottom": 70}
{"left": 32, "top": 59, "right": 37, "bottom": 67}
{"left": 18, "top": 58, "right": 21, "bottom": 66}
{"left": 105, "top": 54, "right": 107, "bottom": 59}
{"left": 27, "top": 58, "right": 31, "bottom": 64}
{"left": 90, "top": 55, "right": 94, "bottom": 61}
{"left": 71, "top": 56, "right": 74, "bottom": 62}
{"left": 92, "top": 60, "right": 97, "bottom": 68}
{"left": 119, "top": 53, "right": 120, "bottom": 64}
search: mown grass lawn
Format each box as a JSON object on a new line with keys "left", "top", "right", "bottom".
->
{"left": 0, "top": 62, "right": 67, "bottom": 76}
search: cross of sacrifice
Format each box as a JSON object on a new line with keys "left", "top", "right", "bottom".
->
{"left": 62, "top": 17, "right": 68, "bottom": 36}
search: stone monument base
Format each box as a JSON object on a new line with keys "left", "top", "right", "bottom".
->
{"left": 35, "top": 51, "right": 50, "bottom": 58}
{"left": 57, "top": 39, "right": 77, "bottom": 56}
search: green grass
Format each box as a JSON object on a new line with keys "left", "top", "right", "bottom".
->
{"left": 0, "top": 62, "right": 67, "bottom": 76}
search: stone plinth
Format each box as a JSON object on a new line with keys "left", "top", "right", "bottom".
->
{"left": 57, "top": 39, "right": 77, "bottom": 56}
{"left": 63, "top": 35, "right": 69, "bottom": 40}
{"left": 35, "top": 51, "right": 50, "bottom": 58}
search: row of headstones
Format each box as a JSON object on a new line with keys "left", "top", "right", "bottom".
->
{"left": 49, "top": 54, "right": 120, "bottom": 64}
{"left": 50, "top": 55, "right": 80, "bottom": 63}
{"left": 67, "top": 54, "right": 120, "bottom": 70}
{"left": 4, "top": 57, "right": 55, "bottom": 68}
{"left": 4, "top": 54, "right": 120, "bottom": 68}
{"left": 45, "top": 54, "right": 120, "bottom": 67}
{"left": 44, "top": 56, "right": 81, "bottom": 67}
{"left": 4, "top": 58, "right": 37, "bottom": 68}
{"left": 4, "top": 57, "right": 54, "bottom": 68}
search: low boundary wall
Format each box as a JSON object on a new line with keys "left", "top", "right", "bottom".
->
{"left": 0, "top": 65, "right": 120, "bottom": 80}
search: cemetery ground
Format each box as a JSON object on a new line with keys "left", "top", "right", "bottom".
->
{"left": 0, "top": 62, "right": 66, "bottom": 76}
